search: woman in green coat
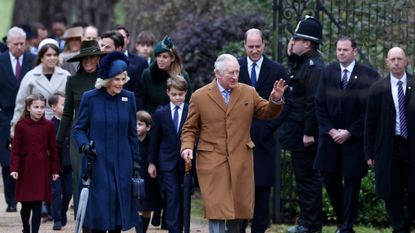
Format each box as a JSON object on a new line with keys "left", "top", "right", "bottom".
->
{"left": 139, "top": 36, "right": 192, "bottom": 114}
{"left": 56, "top": 40, "right": 106, "bottom": 217}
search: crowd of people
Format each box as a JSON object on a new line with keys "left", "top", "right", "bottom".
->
{"left": 0, "top": 13, "right": 414, "bottom": 233}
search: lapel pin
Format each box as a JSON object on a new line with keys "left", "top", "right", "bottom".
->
{"left": 354, "top": 76, "right": 358, "bottom": 79}
{"left": 409, "top": 86, "right": 412, "bottom": 90}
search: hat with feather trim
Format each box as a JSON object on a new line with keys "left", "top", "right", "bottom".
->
{"left": 153, "top": 36, "right": 174, "bottom": 56}
{"left": 98, "top": 51, "right": 129, "bottom": 79}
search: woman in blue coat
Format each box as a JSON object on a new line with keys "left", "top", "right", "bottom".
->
{"left": 73, "top": 51, "right": 140, "bottom": 232}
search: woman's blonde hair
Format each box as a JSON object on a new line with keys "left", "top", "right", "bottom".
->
{"left": 157, "top": 48, "right": 183, "bottom": 77}
{"left": 95, "top": 71, "right": 130, "bottom": 89}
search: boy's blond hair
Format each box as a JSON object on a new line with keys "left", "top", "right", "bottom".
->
{"left": 167, "top": 75, "right": 188, "bottom": 92}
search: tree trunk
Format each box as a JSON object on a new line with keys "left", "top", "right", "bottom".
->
{"left": 12, "top": 0, "right": 117, "bottom": 32}
{"left": 72, "top": 0, "right": 118, "bottom": 31}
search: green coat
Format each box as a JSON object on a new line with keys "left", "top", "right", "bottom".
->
{"left": 56, "top": 70, "right": 98, "bottom": 212}
{"left": 57, "top": 71, "right": 99, "bottom": 142}
{"left": 139, "top": 63, "right": 192, "bottom": 114}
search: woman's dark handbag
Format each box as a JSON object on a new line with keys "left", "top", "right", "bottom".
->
{"left": 132, "top": 169, "right": 145, "bottom": 200}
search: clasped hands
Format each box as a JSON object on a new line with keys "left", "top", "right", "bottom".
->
{"left": 328, "top": 128, "right": 351, "bottom": 145}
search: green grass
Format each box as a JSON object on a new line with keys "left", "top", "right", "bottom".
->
{"left": 191, "top": 196, "right": 393, "bottom": 233}
{"left": 0, "top": 0, "right": 14, "bottom": 37}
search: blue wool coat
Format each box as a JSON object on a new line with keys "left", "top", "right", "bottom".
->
{"left": 73, "top": 88, "right": 140, "bottom": 231}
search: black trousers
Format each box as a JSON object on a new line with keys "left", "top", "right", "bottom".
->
{"left": 291, "top": 150, "right": 323, "bottom": 231}
{"left": 20, "top": 201, "right": 42, "bottom": 233}
{"left": 1, "top": 166, "right": 16, "bottom": 208}
{"left": 250, "top": 186, "right": 271, "bottom": 233}
{"left": 384, "top": 137, "right": 415, "bottom": 233}
{"left": 321, "top": 171, "right": 361, "bottom": 233}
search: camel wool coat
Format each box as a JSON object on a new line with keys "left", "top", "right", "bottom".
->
{"left": 181, "top": 80, "right": 283, "bottom": 220}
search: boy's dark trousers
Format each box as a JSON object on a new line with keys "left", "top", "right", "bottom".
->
{"left": 51, "top": 166, "right": 73, "bottom": 225}
{"left": 159, "top": 167, "right": 184, "bottom": 233}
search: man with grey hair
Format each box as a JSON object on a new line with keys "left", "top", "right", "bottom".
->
{"left": 181, "top": 54, "right": 287, "bottom": 233}
{"left": 0, "top": 26, "right": 35, "bottom": 212}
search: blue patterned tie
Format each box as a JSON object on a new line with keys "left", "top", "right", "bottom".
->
{"left": 173, "top": 105, "right": 179, "bottom": 132}
{"left": 397, "top": 81, "right": 408, "bottom": 138}
{"left": 222, "top": 90, "right": 230, "bottom": 105}
{"left": 251, "top": 63, "right": 257, "bottom": 87}
{"left": 341, "top": 69, "right": 348, "bottom": 89}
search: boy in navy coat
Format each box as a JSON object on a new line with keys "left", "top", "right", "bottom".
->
{"left": 49, "top": 92, "right": 73, "bottom": 230}
{"left": 148, "top": 75, "right": 189, "bottom": 233}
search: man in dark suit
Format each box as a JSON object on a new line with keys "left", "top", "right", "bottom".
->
{"left": 100, "top": 29, "right": 148, "bottom": 110}
{"left": 365, "top": 47, "right": 415, "bottom": 233}
{"left": 238, "top": 28, "right": 286, "bottom": 233}
{"left": 314, "top": 36, "right": 380, "bottom": 233}
{"left": 0, "top": 26, "right": 35, "bottom": 212}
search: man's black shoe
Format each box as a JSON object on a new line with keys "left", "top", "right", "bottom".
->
{"left": 151, "top": 210, "right": 161, "bottom": 226}
{"left": 6, "top": 205, "right": 17, "bottom": 212}
{"left": 53, "top": 221, "right": 62, "bottom": 230}
{"left": 287, "top": 225, "right": 321, "bottom": 233}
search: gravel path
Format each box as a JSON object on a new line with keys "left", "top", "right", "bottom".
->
{"left": 0, "top": 168, "right": 209, "bottom": 233}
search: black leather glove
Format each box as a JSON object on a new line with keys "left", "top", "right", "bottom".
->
{"left": 81, "top": 141, "right": 97, "bottom": 161}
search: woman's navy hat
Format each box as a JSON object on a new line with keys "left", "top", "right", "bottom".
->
{"left": 99, "top": 51, "right": 129, "bottom": 79}
{"left": 153, "top": 36, "right": 174, "bottom": 56}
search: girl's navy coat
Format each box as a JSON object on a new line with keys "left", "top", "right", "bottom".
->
{"left": 73, "top": 88, "right": 140, "bottom": 231}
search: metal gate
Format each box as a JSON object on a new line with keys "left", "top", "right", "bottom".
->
{"left": 272, "top": 0, "right": 415, "bottom": 76}
{"left": 271, "top": 0, "right": 415, "bottom": 224}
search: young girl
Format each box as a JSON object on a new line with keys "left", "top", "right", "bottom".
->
{"left": 10, "top": 93, "right": 60, "bottom": 233}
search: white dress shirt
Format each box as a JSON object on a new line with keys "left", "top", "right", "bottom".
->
{"left": 390, "top": 74, "right": 407, "bottom": 136}
{"left": 9, "top": 52, "right": 23, "bottom": 76}
{"left": 339, "top": 60, "right": 356, "bottom": 83}
{"left": 247, "top": 56, "right": 263, "bottom": 83}
{"left": 170, "top": 102, "right": 185, "bottom": 129}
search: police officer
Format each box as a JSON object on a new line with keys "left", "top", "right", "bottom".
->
{"left": 278, "top": 16, "right": 324, "bottom": 233}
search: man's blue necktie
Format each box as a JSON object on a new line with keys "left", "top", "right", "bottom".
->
{"left": 341, "top": 69, "right": 348, "bottom": 89}
{"left": 173, "top": 105, "right": 179, "bottom": 132}
{"left": 397, "top": 81, "right": 408, "bottom": 138}
{"left": 222, "top": 90, "right": 231, "bottom": 105}
{"left": 251, "top": 63, "right": 257, "bottom": 87}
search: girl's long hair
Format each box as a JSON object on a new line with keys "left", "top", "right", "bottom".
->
{"left": 18, "top": 93, "right": 47, "bottom": 122}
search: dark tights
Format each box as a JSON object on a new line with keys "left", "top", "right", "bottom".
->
{"left": 91, "top": 226, "right": 122, "bottom": 233}
{"left": 20, "top": 201, "right": 42, "bottom": 233}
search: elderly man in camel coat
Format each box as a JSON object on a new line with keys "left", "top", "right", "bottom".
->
{"left": 181, "top": 54, "right": 287, "bottom": 233}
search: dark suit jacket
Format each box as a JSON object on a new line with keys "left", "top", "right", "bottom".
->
{"left": 0, "top": 51, "right": 35, "bottom": 166}
{"left": 148, "top": 103, "right": 188, "bottom": 172}
{"left": 124, "top": 52, "right": 148, "bottom": 110}
{"left": 238, "top": 55, "right": 286, "bottom": 186}
{"left": 365, "top": 74, "right": 415, "bottom": 198}
{"left": 314, "top": 61, "right": 380, "bottom": 177}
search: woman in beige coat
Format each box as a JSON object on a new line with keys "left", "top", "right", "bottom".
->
{"left": 10, "top": 39, "right": 70, "bottom": 136}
